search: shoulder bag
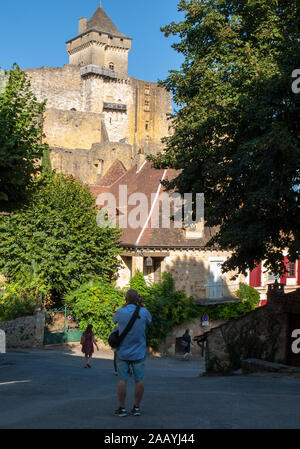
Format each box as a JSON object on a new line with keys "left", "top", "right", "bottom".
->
{"left": 108, "top": 305, "right": 140, "bottom": 349}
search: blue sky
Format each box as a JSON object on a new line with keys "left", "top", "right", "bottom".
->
{"left": 0, "top": 0, "right": 184, "bottom": 83}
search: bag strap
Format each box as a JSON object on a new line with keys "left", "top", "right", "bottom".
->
{"left": 118, "top": 305, "right": 140, "bottom": 344}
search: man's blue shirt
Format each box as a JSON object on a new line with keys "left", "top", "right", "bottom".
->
{"left": 113, "top": 304, "right": 152, "bottom": 361}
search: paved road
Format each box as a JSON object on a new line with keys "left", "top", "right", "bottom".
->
{"left": 0, "top": 347, "right": 300, "bottom": 429}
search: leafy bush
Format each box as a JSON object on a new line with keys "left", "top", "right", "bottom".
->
{"left": 129, "top": 271, "right": 149, "bottom": 297}
{"left": 196, "top": 283, "right": 260, "bottom": 322}
{"left": 236, "top": 283, "right": 261, "bottom": 306}
{"left": 130, "top": 275, "right": 260, "bottom": 348}
{"left": 64, "top": 275, "right": 260, "bottom": 351}
{"left": 130, "top": 272, "right": 199, "bottom": 348}
{"left": 0, "top": 283, "right": 40, "bottom": 322}
{"left": 64, "top": 280, "right": 125, "bottom": 343}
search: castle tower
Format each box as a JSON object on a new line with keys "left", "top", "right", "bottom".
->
{"left": 66, "top": 3, "right": 132, "bottom": 78}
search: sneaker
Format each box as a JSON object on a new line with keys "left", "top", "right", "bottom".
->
{"left": 114, "top": 407, "right": 127, "bottom": 417}
{"left": 131, "top": 406, "right": 141, "bottom": 416}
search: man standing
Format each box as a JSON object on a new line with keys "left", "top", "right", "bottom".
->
{"left": 113, "top": 289, "right": 152, "bottom": 417}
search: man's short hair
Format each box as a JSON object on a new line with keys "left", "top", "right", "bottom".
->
{"left": 126, "top": 289, "right": 139, "bottom": 304}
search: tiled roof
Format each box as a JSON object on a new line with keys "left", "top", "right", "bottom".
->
{"left": 86, "top": 6, "right": 130, "bottom": 39}
{"left": 96, "top": 160, "right": 127, "bottom": 187}
{"left": 90, "top": 161, "right": 217, "bottom": 248}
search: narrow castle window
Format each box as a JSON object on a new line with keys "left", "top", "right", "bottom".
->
{"left": 145, "top": 121, "right": 150, "bottom": 131}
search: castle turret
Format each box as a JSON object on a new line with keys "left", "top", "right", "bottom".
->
{"left": 66, "top": 3, "right": 132, "bottom": 78}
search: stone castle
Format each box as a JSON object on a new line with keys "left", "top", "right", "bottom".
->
{"left": 25, "top": 3, "right": 173, "bottom": 184}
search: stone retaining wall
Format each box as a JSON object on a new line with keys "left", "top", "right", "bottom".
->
{"left": 0, "top": 310, "right": 45, "bottom": 349}
{"left": 205, "top": 285, "right": 300, "bottom": 374}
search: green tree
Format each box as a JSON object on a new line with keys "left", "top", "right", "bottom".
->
{"left": 151, "top": 0, "right": 300, "bottom": 275}
{"left": 129, "top": 270, "right": 150, "bottom": 296}
{"left": 0, "top": 70, "right": 4, "bottom": 93}
{"left": 0, "top": 172, "right": 121, "bottom": 303}
{"left": 64, "top": 280, "right": 125, "bottom": 342}
{"left": 0, "top": 64, "right": 48, "bottom": 211}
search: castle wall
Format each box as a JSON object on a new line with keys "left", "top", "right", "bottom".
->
{"left": 103, "top": 78, "right": 134, "bottom": 144}
{"left": 25, "top": 66, "right": 83, "bottom": 111}
{"left": 70, "top": 44, "right": 97, "bottom": 67}
{"left": 90, "top": 142, "right": 133, "bottom": 177}
{"left": 104, "top": 46, "right": 129, "bottom": 76}
{"left": 25, "top": 64, "right": 172, "bottom": 184}
{"left": 130, "top": 78, "right": 172, "bottom": 155}
{"left": 44, "top": 108, "right": 102, "bottom": 150}
{"left": 67, "top": 32, "right": 131, "bottom": 77}
{"left": 50, "top": 140, "right": 132, "bottom": 185}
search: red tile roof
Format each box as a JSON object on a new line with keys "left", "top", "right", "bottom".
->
{"left": 96, "top": 160, "right": 127, "bottom": 187}
{"left": 89, "top": 161, "right": 216, "bottom": 248}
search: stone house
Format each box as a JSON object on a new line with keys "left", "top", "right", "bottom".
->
{"left": 90, "top": 160, "right": 247, "bottom": 303}
{"left": 90, "top": 158, "right": 300, "bottom": 305}
{"left": 247, "top": 258, "right": 300, "bottom": 305}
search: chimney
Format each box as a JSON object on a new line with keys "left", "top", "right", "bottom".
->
{"left": 79, "top": 17, "right": 87, "bottom": 35}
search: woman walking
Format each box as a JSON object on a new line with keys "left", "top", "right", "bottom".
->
{"left": 81, "top": 324, "right": 99, "bottom": 368}
{"left": 182, "top": 329, "right": 193, "bottom": 360}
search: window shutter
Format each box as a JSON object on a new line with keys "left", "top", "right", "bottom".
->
{"left": 249, "top": 263, "right": 262, "bottom": 287}
{"left": 280, "top": 256, "right": 288, "bottom": 284}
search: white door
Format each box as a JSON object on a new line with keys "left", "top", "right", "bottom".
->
{"left": 209, "top": 261, "right": 223, "bottom": 298}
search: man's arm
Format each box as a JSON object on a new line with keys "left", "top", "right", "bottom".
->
{"left": 146, "top": 309, "right": 152, "bottom": 324}
{"left": 113, "top": 309, "right": 120, "bottom": 325}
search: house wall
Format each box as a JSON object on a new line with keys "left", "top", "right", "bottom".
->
{"left": 162, "top": 249, "right": 245, "bottom": 300}
{"left": 248, "top": 259, "right": 300, "bottom": 303}
{"left": 116, "top": 249, "right": 245, "bottom": 300}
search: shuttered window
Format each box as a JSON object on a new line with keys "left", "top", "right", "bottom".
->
{"left": 249, "top": 263, "right": 262, "bottom": 287}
